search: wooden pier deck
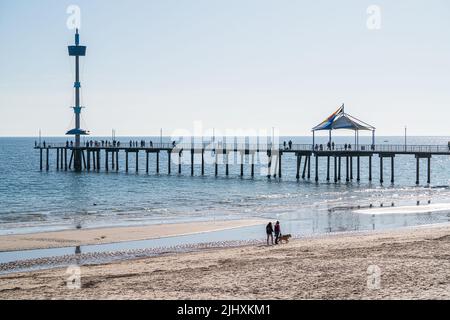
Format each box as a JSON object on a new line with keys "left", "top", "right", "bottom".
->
{"left": 34, "top": 142, "right": 450, "bottom": 185}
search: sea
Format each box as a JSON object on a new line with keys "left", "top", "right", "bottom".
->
{"left": 1, "top": 136, "right": 450, "bottom": 238}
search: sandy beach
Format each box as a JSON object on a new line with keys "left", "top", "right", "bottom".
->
{"left": 0, "top": 219, "right": 266, "bottom": 252}
{"left": 1, "top": 223, "right": 450, "bottom": 299}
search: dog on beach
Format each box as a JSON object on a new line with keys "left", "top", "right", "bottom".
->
{"left": 277, "top": 234, "right": 292, "bottom": 244}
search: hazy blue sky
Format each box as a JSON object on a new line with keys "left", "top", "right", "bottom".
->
{"left": 1, "top": 0, "right": 449, "bottom": 137}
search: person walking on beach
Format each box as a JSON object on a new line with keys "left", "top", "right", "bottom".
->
{"left": 274, "top": 221, "right": 281, "bottom": 244}
{"left": 266, "top": 222, "right": 274, "bottom": 245}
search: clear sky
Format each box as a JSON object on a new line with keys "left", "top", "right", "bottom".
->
{"left": 1, "top": 0, "right": 449, "bottom": 137}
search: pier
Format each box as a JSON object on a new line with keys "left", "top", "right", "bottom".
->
{"left": 34, "top": 29, "right": 450, "bottom": 185}
{"left": 35, "top": 142, "right": 448, "bottom": 185}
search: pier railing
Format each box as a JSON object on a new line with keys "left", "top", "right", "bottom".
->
{"left": 34, "top": 142, "right": 450, "bottom": 154}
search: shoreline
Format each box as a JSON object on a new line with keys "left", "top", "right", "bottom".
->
{"left": 0, "top": 219, "right": 267, "bottom": 252}
{"left": 1, "top": 223, "right": 450, "bottom": 299}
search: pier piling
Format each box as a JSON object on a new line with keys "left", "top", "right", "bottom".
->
{"left": 338, "top": 156, "right": 341, "bottom": 181}
{"left": 315, "top": 154, "right": 319, "bottom": 182}
{"left": 225, "top": 152, "right": 229, "bottom": 176}
{"left": 278, "top": 152, "right": 282, "bottom": 178}
{"left": 302, "top": 155, "right": 307, "bottom": 179}
{"left": 46, "top": 148, "right": 49, "bottom": 171}
{"left": 156, "top": 151, "right": 159, "bottom": 174}
{"left": 345, "top": 156, "right": 349, "bottom": 182}
{"left": 64, "top": 148, "right": 68, "bottom": 171}
{"left": 391, "top": 156, "right": 395, "bottom": 184}
{"left": 87, "top": 150, "right": 90, "bottom": 171}
{"left": 56, "top": 148, "right": 60, "bottom": 170}
{"left": 201, "top": 150, "right": 205, "bottom": 176}
{"left": 334, "top": 156, "right": 337, "bottom": 182}
{"left": 168, "top": 151, "right": 171, "bottom": 174}
{"left": 251, "top": 153, "right": 255, "bottom": 177}
{"left": 136, "top": 151, "right": 139, "bottom": 172}
{"left": 326, "top": 156, "right": 330, "bottom": 181}
{"left": 307, "top": 155, "right": 311, "bottom": 179}
{"left": 416, "top": 156, "right": 420, "bottom": 185}
{"left": 105, "top": 151, "right": 109, "bottom": 172}
{"left": 357, "top": 156, "right": 360, "bottom": 181}
{"left": 191, "top": 150, "right": 194, "bottom": 176}
{"left": 350, "top": 156, "right": 353, "bottom": 180}
{"left": 380, "top": 156, "right": 384, "bottom": 184}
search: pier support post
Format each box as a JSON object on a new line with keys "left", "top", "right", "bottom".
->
{"left": 146, "top": 152, "right": 149, "bottom": 173}
{"left": 40, "top": 149, "right": 43, "bottom": 171}
{"left": 278, "top": 152, "right": 282, "bottom": 178}
{"left": 338, "top": 157, "right": 341, "bottom": 181}
{"left": 125, "top": 152, "right": 129, "bottom": 172}
{"left": 201, "top": 150, "right": 205, "bottom": 176}
{"left": 136, "top": 151, "right": 139, "bottom": 172}
{"left": 191, "top": 150, "right": 194, "bottom": 176}
{"left": 96, "top": 150, "right": 100, "bottom": 171}
{"left": 380, "top": 156, "right": 384, "bottom": 184}
{"left": 179, "top": 151, "right": 182, "bottom": 174}
{"left": 357, "top": 156, "right": 360, "bottom": 182}
{"left": 350, "top": 156, "right": 353, "bottom": 180}
{"left": 240, "top": 152, "right": 244, "bottom": 177}
{"left": 57, "top": 148, "right": 60, "bottom": 170}
{"left": 326, "top": 156, "right": 330, "bottom": 181}
{"left": 296, "top": 155, "right": 301, "bottom": 179}
{"left": 215, "top": 152, "right": 218, "bottom": 176}
{"left": 345, "top": 156, "right": 349, "bottom": 182}
{"left": 427, "top": 157, "right": 431, "bottom": 184}
{"left": 391, "top": 156, "right": 395, "bottom": 184}
{"left": 92, "top": 151, "right": 96, "bottom": 170}
{"left": 87, "top": 150, "right": 90, "bottom": 171}
{"left": 307, "top": 156, "right": 311, "bottom": 179}
{"left": 416, "top": 156, "right": 420, "bottom": 185}
{"left": 81, "top": 150, "right": 86, "bottom": 170}
{"left": 105, "top": 151, "right": 109, "bottom": 172}
{"left": 369, "top": 155, "right": 372, "bottom": 181}
{"left": 168, "top": 151, "right": 171, "bottom": 174}
{"left": 112, "top": 150, "right": 115, "bottom": 170}
{"left": 156, "top": 151, "right": 159, "bottom": 174}
{"left": 60, "top": 148, "right": 64, "bottom": 170}
{"left": 73, "top": 149, "right": 82, "bottom": 172}
{"left": 251, "top": 153, "right": 255, "bottom": 177}
{"left": 225, "top": 151, "right": 229, "bottom": 176}
{"left": 302, "top": 155, "right": 307, "bottom": 179}
{"left": 65, "top": 148, "right": 68, "bottom": 171}
{"left": 69, "top": 150, "right": 74, "bottom": 170}
{"left": 46, "top": 148, "right": 49, "bottom": 171}
{"left": 334, "top": 156, "right": 337, "bottom": 182}
{"left": 267, "top": 151, "right": 271, "bottom": 178}
{"left": 315, "top": 154, "right": 319, "bottom": 182}
{"left": 116, "top": 151, "right": 119, "bottom": 171}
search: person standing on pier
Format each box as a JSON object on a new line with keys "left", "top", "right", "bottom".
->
{"left": 266, "top": 222, "right": 274, "bottom": 246}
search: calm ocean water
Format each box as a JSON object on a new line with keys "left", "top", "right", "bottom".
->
{"left": 1, "top": 136, "right": 450, "bottom": 237}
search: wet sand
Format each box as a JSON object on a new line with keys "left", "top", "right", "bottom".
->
{"left": 1, "top": 224, "right": 450, "bottom": 299}
{"left": 0, "top": 219, "right": 267, "bottom": 252}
